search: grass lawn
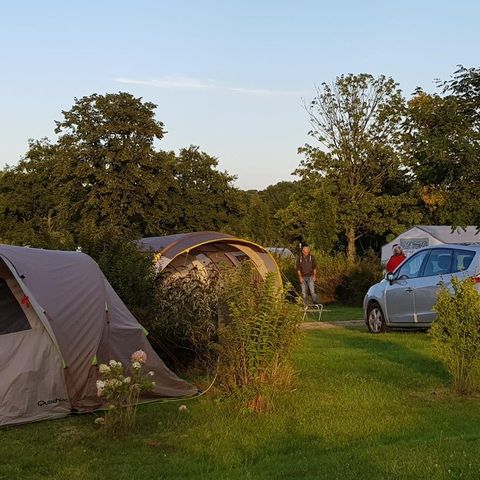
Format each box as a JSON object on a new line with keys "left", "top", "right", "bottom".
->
{"left": 2, "top": 328, "right": 480, "bottom": 479}
{"left": 305, "top": 303, "right": 364, "bottom": 322}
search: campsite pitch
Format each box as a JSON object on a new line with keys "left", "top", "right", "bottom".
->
{"left": 2, "top": 327, "right": 480, "bottom": 479}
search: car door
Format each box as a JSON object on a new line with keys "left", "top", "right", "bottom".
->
{"left": 414, "top": 248, "right": 453, "bottom": 324}
{"left": 414, "top": 248, "right": 477, "bottom": 323}
{"left": 385, "top": 249, "right": 430, "bottom": 324}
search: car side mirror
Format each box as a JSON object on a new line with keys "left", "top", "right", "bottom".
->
{"left": 386, "top": 272, "right": 394, "bottom": 284}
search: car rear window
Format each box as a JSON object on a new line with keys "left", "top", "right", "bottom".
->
{"left": 453, "top": 249, "right": 476, "bottom": 272}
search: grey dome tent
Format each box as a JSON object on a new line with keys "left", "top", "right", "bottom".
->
{"left": 0, "top": 244, "right": 196, "bottom": 427}
{"left": 137, "top": 231, "right": 282, "bottom": 285}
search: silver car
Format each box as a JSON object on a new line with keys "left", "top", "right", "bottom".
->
{"left": 364, "top": 244, "right": 480, "bottom": 333}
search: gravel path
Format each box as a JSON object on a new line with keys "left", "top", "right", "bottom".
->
{"left": 301, "top": 319, "right": 365, "bottom": 330}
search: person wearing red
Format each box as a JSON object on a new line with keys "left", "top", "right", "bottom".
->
{"left": 386, "top": 244, "right": 406, "bottom": 273}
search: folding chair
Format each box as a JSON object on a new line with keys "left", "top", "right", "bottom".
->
{"left": 302, "top": 303, "right": 324, "bottom": 322}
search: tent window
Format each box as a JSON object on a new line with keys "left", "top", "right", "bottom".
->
{"left": 0, "top": 278, "right": 31, "bottom": 335}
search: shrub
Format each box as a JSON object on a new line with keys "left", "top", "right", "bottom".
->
{"left": 95, "top": 350, "right": 155, "bottom": 434}
{"left": 431, "top": 276, "right": 480, "bottom": 394}
{"left": 337, "top": 252, "right": 384, "bottom": 306}
{"left": 275, "top": 251, "right": 382, "bottom": 306}
{"left": 149, "top": 264, "right": 220, "bottom": 369}
{"left": 216, "top": 263, "right": 301, "bottom": 412}
{"left": 81, "top": 236, "right": 156, "bottom": 321}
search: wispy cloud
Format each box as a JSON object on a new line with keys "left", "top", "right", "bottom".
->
{"left": 114, "top": 76, "right": 306, "bottom": 97}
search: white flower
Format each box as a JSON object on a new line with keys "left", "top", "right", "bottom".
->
{"left": 123, "top": 377, "right": 131, "bottom": 384}
{"left": 148, "top": 371, "right": 155, "bottom": 377}
{"left": 96, "top": 380, "right": 105, "bottom": 390}
{"left": 151, "top": 381, "right": 156, "bottom": 387}
{"left": 178, "top": 405, "right": 188, "bottom": 412}
{"left": 109, "top": 360, "right": 117, "bottom": 367}
{"left": 95, "top": 417, "right": 105, "bottom": 425}
{"left": 132, "top": 361, "right": 141, "bottom": 370}
{"left": 99, "top": 364, "right": 110, "bottom": 374}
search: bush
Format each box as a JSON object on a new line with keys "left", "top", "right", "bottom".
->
{"left": 216, "top": 263, "right": 301, "bottom": 412}
{"left": 275, "top": 251, "right": 382, "bottom": 306}
{"left": 148, "top": 264, "right": 219, "bottom": 369}
{"left": 337, "top": 252, "right": 384, "bottom": 306}
{"left": 431, "top": 276, "right": 480, "bottom": 394}
{"left": 81, "top": 235, "right": 156, "bottom": 320}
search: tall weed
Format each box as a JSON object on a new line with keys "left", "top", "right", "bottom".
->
{"left": 217, "top": 263, "right": 302, "bottom": 412}
{"left": 431, "top": 276, "right": 480, "bottom": 394}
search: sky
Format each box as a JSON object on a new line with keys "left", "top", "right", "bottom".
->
{"left": 1, "top": 0, "right": 479, "bottom": 189}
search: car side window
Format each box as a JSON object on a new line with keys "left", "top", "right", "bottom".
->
{"left": 423, "top": 249, "right": 453, "bottom": 277}
{"left": 452, "top": 249, "right": 475, "bottom": 272}
{"left": 396, "top": 250, "right": 430, "bottom": 279}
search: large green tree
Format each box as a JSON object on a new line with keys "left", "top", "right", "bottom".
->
{"left": 403, "top": 67, "right": 480, "bottom": 226}
{"left": 297, "top": 73, "right": 419, "bottom": 262}
{"left": 162, "top": 146, "right": 240, "bottom": 233}
{"left": 53, "top": 92, "right": 175, "bottom": 241}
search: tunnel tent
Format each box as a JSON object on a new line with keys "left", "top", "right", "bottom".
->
{"left": 0, "top": 244, "right": 197, "bottom": 427}
{"left": 137, "top": 231, "right": 282, "bottom": 286}
{"left": 381, "top": 225, "right": 480, "bottom": 263}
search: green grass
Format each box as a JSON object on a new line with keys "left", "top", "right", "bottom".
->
{"left": 305, "top": 303, "right": 364, "bottom": 322}
{"left": 2, "top": 329, "right": 480, "bottom": 479}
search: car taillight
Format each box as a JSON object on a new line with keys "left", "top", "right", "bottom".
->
{"left": 471, "top": 275, "right": 480, "bottom": 283}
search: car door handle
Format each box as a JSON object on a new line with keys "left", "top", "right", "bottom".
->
{"left": 436, "top": 281, "right": 444, "bottom": 286}
{"left": 405, "top": 288, "right": 413, "bottom": 293}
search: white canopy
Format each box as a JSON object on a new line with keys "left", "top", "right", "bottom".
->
{"left": 381, "top": 225, "right": 480, "bottom": 263}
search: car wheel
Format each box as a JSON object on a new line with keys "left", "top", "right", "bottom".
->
{"left": 367, "top": 303, "right": 387, "bottom": 334}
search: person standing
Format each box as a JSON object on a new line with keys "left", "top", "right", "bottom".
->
{"left": 297, "top": 245, "right": 319, "bottom": 305}
{"left": 386, "top": 244, "right": 406, "bottom": 273}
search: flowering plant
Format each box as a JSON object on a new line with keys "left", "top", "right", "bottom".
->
{"left": 95, "top": 350, "right": 155, "bottom": 433}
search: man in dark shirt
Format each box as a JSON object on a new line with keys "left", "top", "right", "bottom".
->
{"left": 296, "top": 245, "right": 319, "bottom": 305}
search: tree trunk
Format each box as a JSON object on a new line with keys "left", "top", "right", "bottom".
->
{"left": 346, "top": 226, "right": 356, "bottom": 264}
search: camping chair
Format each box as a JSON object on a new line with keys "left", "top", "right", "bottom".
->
{"left": 302, "top": 303, "right": 324, "bottom": 322}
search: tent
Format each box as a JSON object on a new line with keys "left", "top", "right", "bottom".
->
{"left": 381, "top": 225, "right": 480, "bottom": 263}
{"left": 138, "top": 231, "right": 282, "bottom": 286}
{"left": 266, "top": 247, "right": 294, "bottom": 258}
{"left": 0, "top": 244, "right": 196, "bottom": 427}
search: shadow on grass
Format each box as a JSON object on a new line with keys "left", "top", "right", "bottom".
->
{"left": 307, "top": 329, "right": 449, "bottom": 387}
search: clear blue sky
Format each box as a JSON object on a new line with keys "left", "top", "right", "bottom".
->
{"left": 1, "top": 0, "right": 479, "bottom": 189}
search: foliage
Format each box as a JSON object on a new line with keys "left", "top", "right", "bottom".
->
{"left": 297, "top": 73, "right": 418, "bottom": 262}
{"left": 95, "top": 351, "right": 155, "bottom": 434}
{"left": 161, "top": 146, "right": 241, "bottom": 234}
{"left": 216, "top": 263, "right": 301, "bottom": 412}
{"left": 402, "top": 66, "right": 480, "bottom": 227}
{"left": 81, "top": 234, "right": 157, "bottom": 319}
{"left": 276, "top": 251, "right": 382, "bottom": 306}
{"left": 403, "top": 90, "right": 480, "bottom": 225}
{"left": 0, "top": 93, "right": 242, "bottom": 250}
{"left": 275, "top": 179, "right": 339, "bottom": 251}
{"left": 431, "top": 276, "right": 480, "bottom": 394}
{"left": 336, "top": 252, "right": 384, "bottom": 306}
{"left": 150, "top": 264, "right": 220, "bottom": 369}
{"left": 53, "top": 92, "right": 175, "bottom": 240}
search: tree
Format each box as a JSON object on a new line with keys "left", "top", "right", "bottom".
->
{"left": 161, "top": 146, "right": 240, "bottom": 233}
{"left": 0, "top": 139, "right": 74, "bottom": 248}
{"left": 403, "top": 67, "right": 480, "bottom": 226}
{"left": 297, "top": 73, "right": 417, "bottom": 262}
{"left": 53, "top": 92, "right": 175, "bottom": 241}
{"left": 276, "top": 179, "right": 339, "bottom": 251}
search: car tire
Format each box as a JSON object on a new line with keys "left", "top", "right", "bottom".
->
{"left": 367, "top": 302, "right": 387, "bottom": 334}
